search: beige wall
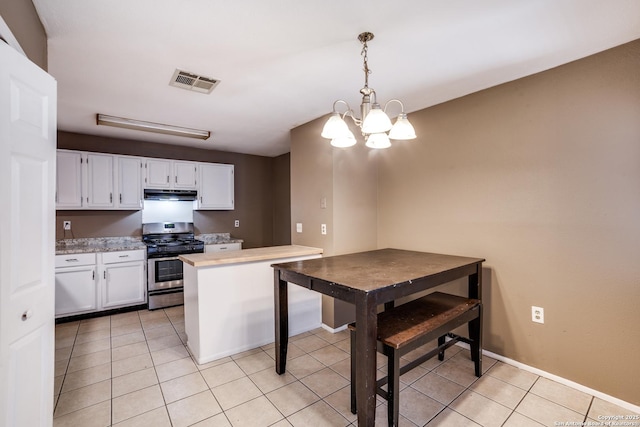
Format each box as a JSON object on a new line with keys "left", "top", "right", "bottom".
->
{"left": 376, "top": 40, "right": 640, "bottom": 405}
{"left": 290, "top": 38, "right": 640, "bottom": 405}
{"left": 56, "top": 131, "right": 291, "bottom": 248}
{"left": 0, "top": 0, "right": 47, "bottom": 70}
{"left": 290, "top": 116, "right": 378, "bottom": 327}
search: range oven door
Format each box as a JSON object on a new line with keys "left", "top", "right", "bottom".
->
{"left": 148, "top": 256, "right": 184, "bottom": 292}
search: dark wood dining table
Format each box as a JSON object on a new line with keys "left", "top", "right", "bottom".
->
{"left": 272, "top": 248, "right": 485, "bottom": 426}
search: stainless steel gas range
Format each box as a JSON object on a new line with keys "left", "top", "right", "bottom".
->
{"left": 142, "top": 222, "right": 204, "bottom": 310}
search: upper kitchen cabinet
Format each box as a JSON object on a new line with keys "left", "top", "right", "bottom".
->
{"left": 174, "top": 161, "right": 198, "bottom": 189}
{"left": 144, "top": 159, "right": 198, "bottom": 190}
{"left": 56, "top": 150, "right": 143, "bottom": 210}
{"left": 56, "top": 150, "right": 83, "bottom": 208}
{"left": 197, "top": 163, "right": 234, "bottom": 210}
{"left": 85, "top": 153, "right": 114, "bottom": 208}
{"left": 117, "top": 156, "right": 143, "bottom": 209}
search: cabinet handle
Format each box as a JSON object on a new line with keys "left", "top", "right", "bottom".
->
{"left": 119, "top": 194, "right": 122, "bottom": 203}
{"left": 167, "top": 175, "right": 170, "bottom": 183}
{"left": 175, "top": 176, "right": 177, "bottom": 184}
{"left": 110, "top": 193, "right": 113, "bottom": 203}
{"left": 21, "top": 310, "right": 33, "bottom": 321}
{"left": 200, "top": 196, "right": 203, "bottom": 203}
{"left": 93, "top": 270, "right": 95, "bottom": 280}
{"left": 118, "top": 255, "right": 129, "bottom": 258}
{"left": 104, "top": 271, "right": 106, "bottom": 279}
{"left": 65, "top": 258, "right": 79, "bottom": 262}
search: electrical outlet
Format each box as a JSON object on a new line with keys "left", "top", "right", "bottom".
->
{"left": 296, "top": 223, "right": 302, "bottom": 233}
{"left": 321, "top": 224, "right": 327, "bottom": 235}
{"left": 63, "top": 221, "right": 71, "bottom": 230}
{"left": 532, "top": 306, "right": 544, "bottom": 324}
{"left": 234, "top": 220, "right": 240, "bottom": 227}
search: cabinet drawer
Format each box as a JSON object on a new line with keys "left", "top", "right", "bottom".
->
{"left": 55, "top": 253, "right": 96, "bottom": 268}
{"left": 101, "top": 249, "right": 145, "bottom": 264}
{"left": 205, "top": 242, "right": 242, "bottom": 253}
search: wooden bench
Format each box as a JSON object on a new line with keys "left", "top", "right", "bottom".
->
{"left": 349, "top": 291, "right": 482, "bottom": 426}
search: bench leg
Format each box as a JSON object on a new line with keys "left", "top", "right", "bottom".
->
{"left": 437, "top": 335, "right": 446, "bottom": 361}
{"left": 469, "top": 306, "right": 482, "bottom": 377}
{"left": 387, "top": 348, "right": 400, "bottom": 427}
{"left": 350, "top": 329, "right": 357, "bottom": 414}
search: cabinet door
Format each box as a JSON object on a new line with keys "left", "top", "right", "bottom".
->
{"left": 55, "top": 266, "right": 97, "bottom": 316}
{"left": 145, "top": 159, "right": 171, "bottom": 188}
{"left": 174, "top": 161, "right": 198, "bottom": 189}
{"left": 56, "top": 150, "right": 83, "bottom": 209}
{"left": 86, "top": 153, "right": 114, "bottom": 208}
{"left": 198, "top": 163, "right": 234, "bottom": 210}
{"left": 101, "top": 260, "right": 146, "bottom": 309}
{"left": 117, "top": 156, "right": 142, "bottom": 209}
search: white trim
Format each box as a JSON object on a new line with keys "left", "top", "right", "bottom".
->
{"left": 481, "top": 348, "right": 640, "bottom": 414}
{"left": 0, "top": 14, "right": 26, "bottom": 56}
{"left": 321, "top": 323, "right": 348, "bottom": 333}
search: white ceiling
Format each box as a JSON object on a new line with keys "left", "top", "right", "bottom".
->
{"left": 32, "top": 0, "right": 640, "bottom": 157}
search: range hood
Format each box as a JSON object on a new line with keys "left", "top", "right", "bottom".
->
{"left": 143, "top": 189, "right": 197, "bottom": 201}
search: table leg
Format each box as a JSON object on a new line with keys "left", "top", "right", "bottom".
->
{"left": 274, "top": 270, "right": 288, "bottom": 374}
{"left": 355, "top": 294, "right": 378, "bottom": 427}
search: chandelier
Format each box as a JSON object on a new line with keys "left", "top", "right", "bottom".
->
{"left": 321, "top": 32, "right": 416, "bottom": 149}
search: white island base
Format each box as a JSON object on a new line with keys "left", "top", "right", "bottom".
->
{"left": 180, "top": 245, "right": 323, "bottom": 364}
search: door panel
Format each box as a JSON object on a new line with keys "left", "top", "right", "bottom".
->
{"left": 0, "top": 41, "right": 56, "bottom": 426}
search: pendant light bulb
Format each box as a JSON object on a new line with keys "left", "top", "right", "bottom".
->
{"left": 321, "top": 112, "right": 350, "bottom": 139}
{"left": 388, "top": 113, "right": 416, "bottom": 140}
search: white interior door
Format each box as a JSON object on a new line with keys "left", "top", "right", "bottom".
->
{"left": 0, "top": 41, "right": 57, "bottom": 426}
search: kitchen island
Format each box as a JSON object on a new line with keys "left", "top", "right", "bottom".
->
{"left": 179, "top": 245, "right": 323, "bottom": 364}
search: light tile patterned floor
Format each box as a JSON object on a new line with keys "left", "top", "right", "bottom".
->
{"left": 53, "top": 306, "right": 637, "bottom": 426}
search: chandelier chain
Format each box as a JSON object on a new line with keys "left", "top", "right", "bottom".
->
{"left": 361, "top": 39, "right": 370, "bottom": 89}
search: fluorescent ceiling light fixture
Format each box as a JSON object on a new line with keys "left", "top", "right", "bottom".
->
{"left": 321, "top": 32, "right": 416, "bottom": 149}
{"left": 96, "top": 114, "right": 210, "bottom": 140}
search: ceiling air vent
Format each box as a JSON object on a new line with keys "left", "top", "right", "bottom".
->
{"left": 169, "top": 69, "right": 220, "bottom": 94}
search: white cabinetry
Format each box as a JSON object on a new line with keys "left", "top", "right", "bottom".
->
{"left": 174, "top": 161, "right": 198, "bottom": 189}
{"left": 197, "top": 163, "right": 234, "bottom": 210}
{"left": 56, "top": 150, "right": 234, "bottom": 210}
{"left": 56, "top": 150, "right": 83, "bottom": 208}
{"left": 117, "top": 156, "right": 143, "bottom": 209}
{"left": 144, "top": 159, "right": 198, "bottom": 189}
{"left": 54, "top": 250, "right": 146, "bottom": 317}
{"left": 145, "top": 158, "right": 172, "bottom": 188}
{"left": 85, "top": 152, "right": 114, "bottom": 208}
{"left": 56, "top": 150, "right": 143, "bottom": 210}
{"left": 55, "top": 253, "right": 97, "bottom": 316}
{"left": 100, "top": 250, "right": 146, "bottom": 309}
{"left": 205, "top": 242, "right": 242, "bottom": 253}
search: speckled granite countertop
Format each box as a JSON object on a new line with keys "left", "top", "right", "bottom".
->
{"left": 196, "top": 233, "right": 243, "bottom": 245}
{"left": 56, "top": 237, "right": 146, "bottom": 255}
{"left": 56, "top": 233, "right": 242, "bottom": 255}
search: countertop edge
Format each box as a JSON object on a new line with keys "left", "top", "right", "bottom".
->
{"left": 179, "top": 245, "right": 323, "bottom": 267}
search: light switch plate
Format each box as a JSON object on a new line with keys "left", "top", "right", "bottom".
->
{"left": 296, "top": 223, "right": 302, "bottom": 233}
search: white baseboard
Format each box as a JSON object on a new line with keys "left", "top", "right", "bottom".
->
{"left": 480, "top": 348, "right": 640, "bottom": 414}
{"left": 321, "top": 328, "right": 639, "bottom": 414}
{"left": 321, "top": 323, "right": 348, "bottom": 333}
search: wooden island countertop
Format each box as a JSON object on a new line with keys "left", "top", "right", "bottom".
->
{"left": 179, "top": 245, "right": 323, "bottom": 268}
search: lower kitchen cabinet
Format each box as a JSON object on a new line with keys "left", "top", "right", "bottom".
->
{"left": 55, "top": 253, "right": 98, "bottom": 316}
{"left": 100, "top": 250, "right": 146, "bottom": 309}
{"left": 55, "top": 249, "right": 146, "bottom": 318}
